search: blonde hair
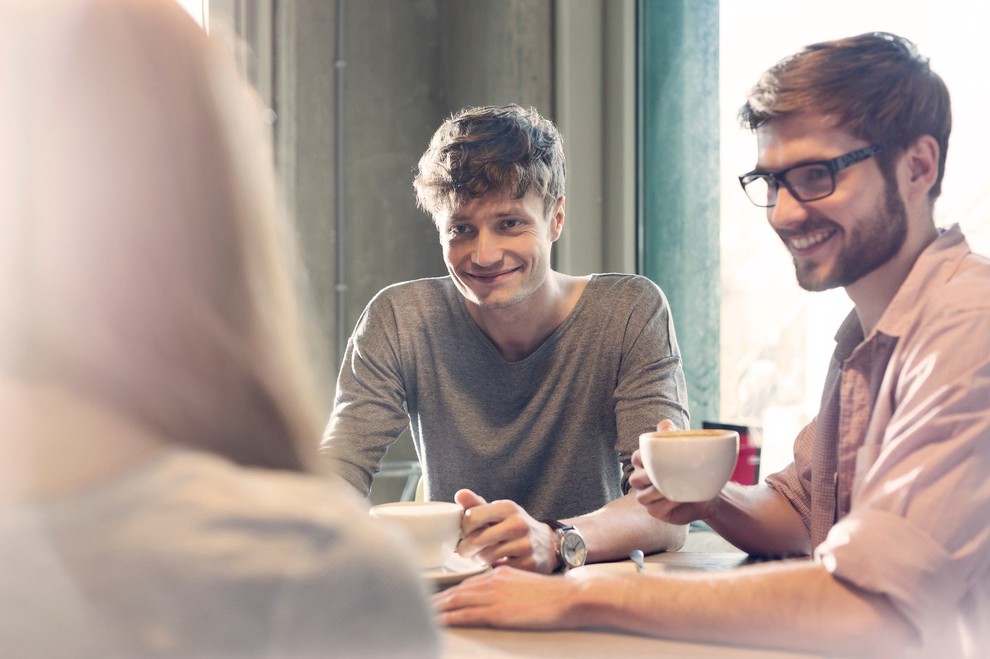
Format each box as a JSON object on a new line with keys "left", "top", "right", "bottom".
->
{"left": 1, "top": 0, "right": 323, "bottom": 471}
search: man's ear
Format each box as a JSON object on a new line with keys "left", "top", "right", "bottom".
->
{"left": 549, "top": 196, "right": 565, "bottom": 242}
{"left": 901, "top": 134, "right": 939, "bottom": 201}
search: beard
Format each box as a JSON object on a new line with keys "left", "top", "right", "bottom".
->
{"left": 788, "top": 178, "right": 908, "bottom": 292}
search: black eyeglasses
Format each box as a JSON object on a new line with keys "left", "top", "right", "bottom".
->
{"left": 738, "top": 144, "right": 882, "bottom": 208}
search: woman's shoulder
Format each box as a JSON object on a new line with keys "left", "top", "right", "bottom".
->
{"left": 140, "top": 450, "right": 433, "bottom": 610}
{"left": 157, "top": 450, "right": 386, "bottom": 542}
{"left": 41, "top": 450, "right": 437, "bottom": 656}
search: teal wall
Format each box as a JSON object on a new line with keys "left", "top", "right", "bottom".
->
{"left": 638, "top": 0, "right": 720, "bottom": 427}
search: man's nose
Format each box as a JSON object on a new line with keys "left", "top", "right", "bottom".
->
{"left": 766, "top": 184, "right": 809, "bottom": 231}
{"left": 472, "top": 229, "right": 502, "bottom": 266}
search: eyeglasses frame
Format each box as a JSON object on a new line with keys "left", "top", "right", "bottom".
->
{"left": 738, "top": 144, "right": 883, "bottom": 208}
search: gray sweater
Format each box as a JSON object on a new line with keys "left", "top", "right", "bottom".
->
{"left": 322, "top": 273, "right": 689, "bottom": 519}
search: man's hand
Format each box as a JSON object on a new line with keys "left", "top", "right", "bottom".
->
{"left": 454, "top": 489, "right": 559, "bottom": 574}
{"left": 629, "top": 419, "right": 718, "bottom": 526}
{"left": 433, "top": 566, "right": 583, "bottom": 629}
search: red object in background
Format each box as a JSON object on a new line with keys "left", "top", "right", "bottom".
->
{"left": 703, "top": 421, "right": 761, "bottom": 485}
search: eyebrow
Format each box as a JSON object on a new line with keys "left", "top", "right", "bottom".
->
{"left": 752, "top": 151, "right": 850, "bottom": 174}
{"left": 448, "top": 206, "right": 528, "bottom": 222}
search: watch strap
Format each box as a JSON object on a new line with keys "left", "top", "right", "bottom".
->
{"left": 542, "top": 519, "right": 575, "bottom": 533}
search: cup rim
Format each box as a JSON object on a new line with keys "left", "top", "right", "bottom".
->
{"left": 639, "top": 429, "right": 738, "bottom": 441}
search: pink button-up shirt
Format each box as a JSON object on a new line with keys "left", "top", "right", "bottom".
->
{"left": 766, "top": 225, "right": 990, "bottom": 657}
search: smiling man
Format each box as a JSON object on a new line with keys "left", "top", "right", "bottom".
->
{"left": 435, "top": 35, "right": 990, "bottom": 656}
{"left": 321, "top": 105, "right": 690, "bottom": 573}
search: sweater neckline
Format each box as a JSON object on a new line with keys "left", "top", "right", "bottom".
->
{"left": 449, "top": 273, "right": 599, "bottom": 366}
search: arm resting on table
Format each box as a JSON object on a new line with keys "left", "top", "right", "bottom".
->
{"left": 570, "top": 558, "right": 914, "bottom": 656}
{"left": 566, "top": 492, "right": 688, "bottom": 563}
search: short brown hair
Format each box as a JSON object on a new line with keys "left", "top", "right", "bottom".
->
{"left": 739, "top": 32, "right": 951, "bottom": 199}
{"left": 414, "top": 104, "right": 566, "bottom": 219}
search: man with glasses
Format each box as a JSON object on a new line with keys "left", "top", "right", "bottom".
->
{"left": 436, "top": 33, "right": 990, "bottom": 657}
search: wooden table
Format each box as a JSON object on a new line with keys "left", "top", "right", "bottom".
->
{"left": 439, "top": 549, "right": 819, "bottom": 658}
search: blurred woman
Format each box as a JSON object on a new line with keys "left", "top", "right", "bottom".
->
{"left": 0, "top": 0, "right": 438, "bottom": 656}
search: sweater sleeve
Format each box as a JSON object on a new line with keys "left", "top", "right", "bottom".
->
{"left": 319, "top": 292, "right": 410, "bottom": 496}
{"left": 612, "top": 277, "right": 690, "bottom": 491}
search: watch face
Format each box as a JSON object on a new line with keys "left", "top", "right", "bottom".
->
{"left": 561, "top": 530, "right": 588, "bottom": 568}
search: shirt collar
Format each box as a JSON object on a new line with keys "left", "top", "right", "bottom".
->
{"left": 872, "top": 224, "right": 971, "bottom": 340}
{"left": 831, "top": 224, "right": 971, "bottom": 355}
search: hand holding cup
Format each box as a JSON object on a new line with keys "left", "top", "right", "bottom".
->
{"left": 638, "top": 427, "right": 739, "bottom": 502}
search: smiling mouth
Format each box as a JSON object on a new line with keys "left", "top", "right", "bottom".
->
{"left": 787, "top": 228, "right": 836, "bottom": 252}
{"left": 467, "top": 267, "right": 520, "bottom": 282}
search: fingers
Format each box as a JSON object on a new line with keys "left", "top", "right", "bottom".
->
{"left": 656, "top": 418, "right": 679, "bottom": 432}
{"left": 455, "top": 488, "right": 487, "bottom": 510}
{"left": 633, "top": 483, "right": 666, "bottom": 508}
{"left": 433, "top": 568, "right": 528, "bottom": 628}
{"left": 433, "top": 567, "right": 575, "bottom": 629}
{"left": 456, "top": 501, "right": 555, "bottom": 572}
{"left": 432, "top": 571, "right": 496, "bottom": 626}
{"left": 628, "top": 466, "right": 653, "bottom": 491}
{"left": 628, "top": 460, "right": 695, "bottom": 523}
{"left": 456, "top": 499, "right": 513, "bottom": 559}
{"left": 461, "top": 498, "right": 518, "bottom": 535}
{"left": 480, "top": 539, "right": 539, "bottom": 571}
{"left": 461, "top": 507, "right": 531, "bottom": 562}
{"left": 455, "top": 491, "right": 499, "bottom": 557}
{"left": 631, "top": 448, "right": 644, "bottom": 468}
{"left": 628, "top": 450, "right": 654, "bottom": 492}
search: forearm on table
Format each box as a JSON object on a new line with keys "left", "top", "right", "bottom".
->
{"left": 566, "top": 492, "right": 688, "bottom": 563}
{"left": 568, "top": 559, "right": 915, "bottom": 655}
{"left": 704, "top": 482, "right": 811, "bottom": 556}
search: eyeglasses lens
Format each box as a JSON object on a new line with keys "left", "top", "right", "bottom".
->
{"left": 742, "top": 176, "right": 772, "bottom": 207}
{"left": 787, "top": 164, "right": 834, "bottom": 201}
{"left": 743, "top": 164, "right": 836, "bottom": 207}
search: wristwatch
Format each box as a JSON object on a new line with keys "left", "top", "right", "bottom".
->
{"left": 543, "top": 519, "right": 587, "bottom": 571}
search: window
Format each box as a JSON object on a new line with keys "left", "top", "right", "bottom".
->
{"left": 719, "top": 1, "right": 990, "bottom": 478}
{"left": 174, "top": 0, "right": 205, "bottom": 27}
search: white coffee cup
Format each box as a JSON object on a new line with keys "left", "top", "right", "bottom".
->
{"left": 639, "top": 429, "right": 739, "bottom": 502}
{"left": 369, "top": 501, "right": 463, "bottom": 569}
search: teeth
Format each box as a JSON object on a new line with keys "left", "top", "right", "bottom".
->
{"left": 789, "top": 229, "right": 834, "bottom": 250}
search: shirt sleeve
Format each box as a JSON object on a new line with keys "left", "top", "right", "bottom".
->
{"left": 612, "top": 278, "right": 690, "bottom": 492}
{"left": 319, "top": 294, "right": 410, "bottom": 496}
{"left": 764, "top": 418, "right": 816, "bottom": 535}
{"left": 815, "top": 305, "right": 990, "bottom": 644}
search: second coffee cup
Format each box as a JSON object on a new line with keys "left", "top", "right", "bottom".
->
{"left": 639, "top": 428, "right": 739, "bottom": 503}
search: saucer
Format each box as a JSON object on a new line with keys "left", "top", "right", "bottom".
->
{"left": 422, "top": 553, "right": 488, "bottom": 587}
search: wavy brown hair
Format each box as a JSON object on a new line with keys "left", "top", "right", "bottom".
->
{"left": 414, "top": 104, "right": 566, "bottom": 219}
